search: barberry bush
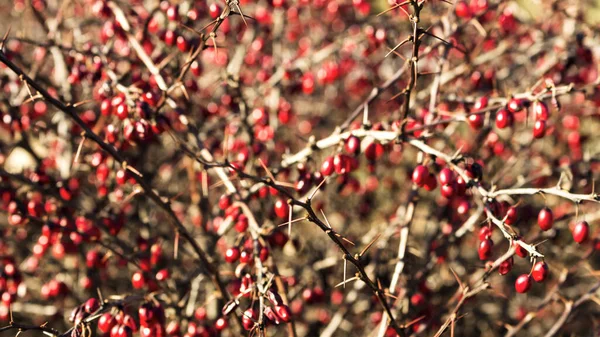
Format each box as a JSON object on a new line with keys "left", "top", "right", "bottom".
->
{"left": 1, "top": 0, "right": 600, "bottom": 336}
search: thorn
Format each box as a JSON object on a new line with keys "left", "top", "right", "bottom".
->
{"left": 258, "top": 158, "right": 275, "bottom": 182}
{"left": 211, "top": 33, "right": 218, "bottom": 58}
{"left": 233, "top": 3, "right": 248, "bottom": 27}
{"left": 335, "top": 276, "right": 359, "bottom": 288}
{"left": 307, "top": 176, "right": 328, "bottom": 201}
{"left": 448, "top": 267, "right": 464, "bottom": 292}
{"left": 376, "top": 0, "right": 410, "bottom": 16}
{"left": 96, "top": 288, "right": 104, "bottom": 304}
{"left": 72, "top": 135, "right": 86, "bottom": 169}
{"left": 387, "top": 88, "right": 409, "bottom": 103}
{"left": 343, "top": 256, "right": 347, "bottom": 289}
{"left": 387, "top": 48, "right": 408, "bottom": 61}
{"left": 179, "top": 22, "right": 204, "bottom": 37}
{"left": 73, "top": 100, "right": 94, "bottom": 108}
{"left": 0, "top": 27, "right": 11, "bottom": 51}
{"left": 277, "top": 217, "right": 306, "bottom": 228}
{"left": 320, "top": 209, "right": 332, "bottom": 229}
{"left": 341, "top": 237, "right": 355, "bottom": 246}
{"left": 383, "top": 292, "right": 398, "bottom": 300}
{"left": 288, "top": 202, "right": 292, "bottom": 237}
{"left": 385, "top": 36, "right": 411, "bottom": 58}
{"left": 402, "top": 315, "right": 426, "bottom": 329}
{"left": 359, "top": 233, "right": 381, "bottom": 257}
{"left": 174, "top": 231, "right": 180, "bottom": 259}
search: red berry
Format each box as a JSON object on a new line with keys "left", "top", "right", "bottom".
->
{"left": 532, "top": 120, "right": 546, "bottom": 139}
{"left": 219, "top": 195, "right": 232, "bottom": 210}
{"left": 440, "top": 183, "right": 455, "bottom": 198}
{"left": 321, "top": 156, "right": 335, "bottom": 176}
{"left": 423, "top": 173, "right": 438, "bottom": 191}
{"left": 412, "top": 165, "right": 429, "bottom": 186}
{"left": 572, "top": 221, "right": 590, "bottom": 243}
{"left": 533, "top": 100, "right": 549, "bottom": 121}
{"left": 344, "top": 135, "right": 361, "bottom": 155}
{"left": 215, "top": 317, "right": 228, "bottom": 331}
{"left": 225, "top": 247, "right": 240, "bottom": 263}
{"left": 507, "top": 98, "right": 525, "bottom": 113}
{"left": 274, "top": 305, "right": 292, "bottom": 323}
{"left": 515, "top": 274, "right": 532, "bottom": 293}
{"left": 98, "top": 313, "right": 116, "bottom": 333}
{"left": 478, "top": 226, "right": 492, "bottom": 241}
{"left": 166, "top": 5, "right": 178, "bottom": 21}
{"left": 239, "top": 250, "right": 252, "bottom": 264}
{"left": 514, "top": 242, "right": 528, "bottom": 258}
{"left": 191, "top": 61, "right": 203, "bottom": 76}
{"left": 101, "top": 99, "right": 112, "bottom": 116}
{"left": 531, "top": 261, "right": 548, "bottom": 282}
{"left": 537, "top": 207, "right": 553, "bottom": 231}
{"left": 274, "top": 199, "right": 289, "bottom": 219}
{"left": 455, "top": 1, "right": 471, "bottom": 18}
{"left": 155, "top": 269, "right": 169, "bottom": 281}
{"left": 132, "top": 271, "right": 145, "bottom": 289}
{"left": 209, "top": 3, "right": 221, "bottom": 19}
{"left": 473, "top": 96, "right": 489, "bottom": 111}
{"left": 242, "top": 308, "right": 256, "bottom": 330}
{"left": 333, "top": 154, "right": 353, "bottom": 174}
{"left": 478, "top": 238, "right": 493, "bottom": 260}
{"left": 438, "top": 168, "right": 455, "bottom": 185}
{"left": 495, "top": 109, "right": 513, "bottom": 129}
{"left": 468, "top": 114, "right": 485, "bottom": 129}
{"left": 115, "top": 103, "right": 129, "bottom": 120}
{"left": 85, "top": 298, "right": 99, "bottom": 313}
{"left": 498, "top": 256, "right": 513, "bottom": 275}
{"left": 505, "top": 206, "right": 518, "bottom": 225}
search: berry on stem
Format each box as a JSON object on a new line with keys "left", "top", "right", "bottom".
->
{"left": 572, "top": 221, "right": 590, "bottom": 243}
{"left": 537, "top": 207, "right": 553, "bottom": 231}
{"left": 515, "top": 274, "right": 532, "bottom": 293}
{"left": 531, "top": 261, "right": 548, "bottom": 282}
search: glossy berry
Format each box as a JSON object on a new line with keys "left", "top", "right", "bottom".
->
{"left": 344, "top": 135, "right": 361, "bottom": 155}
{"left": 84, "top": 298, "right": 99, "bottom": 313}
{"left": 468, "top": 114, "right": 484, "bottom": 129}
{"left": 438, "top": 168, "right": 454, "bottom": 185}
{"left": 225, "top": 247, "right": 240, "bottom": 263}
{"left": 473, "top": 96, "right": 489, "bottom": 111}
{"left": 274, "top": 199, "right": 289, "bottom": 219}
{"left": 531, "top": 261, "right": 548, "bottom": 282}
{"left": 533, "top": 100, "right": 549, "bottom": 121}
{"left": 98, "top": 313, "right": 116, "bottom": 333}
{"left": 478, "top": 238, "right": 493, "bottom": 260}
{"left": 478, "top": 226, "right": 492, "bottom": 241}
{"left": 515, "top": 274, "right": 532, "bottom": 293}
{"left": 455, "top": 1, "right": 471, "bottom": 18}
{"left": 514, "top": 242, "right": 528, "bottom": 258}
{"left": 505, "top": 206, "right": 518, "bottom": 225}
{"left": 320, "top": 156, "right": 334, "bottom": 176}
{"left": 495, "top": 109, "right": 514, "bottom": 129}
{"left": 132, "top": 271, "right": 145, "bottom": 289}
{"left": 115, "top": 104, "right": 129, "bottom": 120}
{"left": 219, "top": 195, "right": 232, "bottom": 210}
{"left": 532, "top": 120, "right": 546, "bottom": 138}
{"left": 423, "top": 173, "right": 438, "bottom": 191}
{"left": 209, "top": 3, "right": 221, "bottom": 19}
{"left": 572, "top": 221, "right": 590, "bottom": 243}
{"left": 412, "top": 165, "right": 429, "bottom": 186}
{"left": 537, "top": 207, "right": 553, "bottom": 231}
{"left": 507, "top": 98, "right": 524, "bottom": 113}
{"left": 242, "top": 308, "right": 255, "bottom": 330}
{"left": 274, "top": 305, "right": 292, "bottom": 323}
{"left": 215, "top": 317, "right": 228, "bottom": 331}
{"left": 440, "top": 183, "right": 455, "bottom": 198}
{"left": 498, "top": 256, "right": 513, "bottom": 275}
